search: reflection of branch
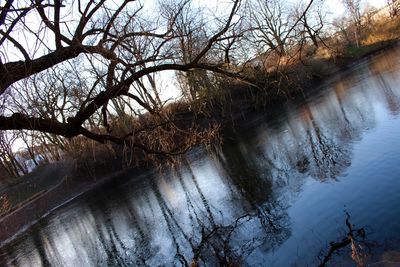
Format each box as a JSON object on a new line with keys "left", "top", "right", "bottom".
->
{"left": 319, "top": 211, "right": 370, "bottom": 267}
{"left": 189, "top": 214, "right": 251, "bottom": 266}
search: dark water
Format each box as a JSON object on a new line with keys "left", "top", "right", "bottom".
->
{"left": 2, "top": 48, "right": 400, "bottom": 266}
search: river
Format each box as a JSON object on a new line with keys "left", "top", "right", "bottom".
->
{"left": 1, "top": 47, "right": 400, "bottom": 266}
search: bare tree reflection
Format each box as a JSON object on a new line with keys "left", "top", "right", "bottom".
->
{"left": 216, "top": 135, "right": 273, "bottom": 206}
{"left": 301, "top": 103, "right": 351, "bottom": 180}
{"left": 368, "top": 48, "right": 400, "bottom": 117}
{"left": 318, "top": 211, "right": 376, "bottom": 267}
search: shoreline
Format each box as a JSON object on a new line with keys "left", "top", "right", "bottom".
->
{"left": 0, "top": 164, "right": 139, "bottom": 247}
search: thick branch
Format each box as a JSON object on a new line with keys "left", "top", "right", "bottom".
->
{"left": 0, "top": 0, "right": 13, "bottom": 26}
{"left": 0, "top": 45, "right": 113, "bottom": 94}
{"left": 0, "top": 113, "right": 179, "bottom": 156}
{"left": 0, "top": 113, "right": 71, "bottom": 137}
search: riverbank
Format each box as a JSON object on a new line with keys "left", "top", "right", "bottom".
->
{"left": 0, "top": 160, "right": 146, "bottom": 245}
{"left": 0, "top": 39, "right": 398, "bottom": 246}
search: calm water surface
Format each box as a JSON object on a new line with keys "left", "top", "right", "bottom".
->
{"left": 2, "top": 48, "right": 400, "bottom": 266}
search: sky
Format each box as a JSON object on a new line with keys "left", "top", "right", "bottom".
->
{"left": 326, "top": 0, "right": 388, "bottom": 16}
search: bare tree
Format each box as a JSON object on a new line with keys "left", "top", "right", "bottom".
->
{"left": 342, "top": 0, "right": 362, "bottom": 26}
{"left": 292, "top": 0, "right": 327, "bottom": 50}
{"left": 331, "top": 16, "right": 352, "bottom": 47}
{"left": 162, "top": 0, "right": 221, "bottom": 102}
{"left": 342, "top": 0, "right": 362, "bottom": 47}
{"left": 249, "top": 0, "right": 292, "bottom": 56}
{"left": 0, "top": 132, "right": 26, "bottom": 177}
{"left": 247, "top": 0, "right": 317, "bottom": 59}
{"left": 0, "top": 0, "right": 244, "bottom": 155}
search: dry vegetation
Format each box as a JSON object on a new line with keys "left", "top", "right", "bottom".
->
{"left": 66, "top": 106, "right": 223, "bottom": 177}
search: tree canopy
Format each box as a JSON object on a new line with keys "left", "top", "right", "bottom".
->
{"left": 0, "top": 0, "right": 244, "bottom": 149}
